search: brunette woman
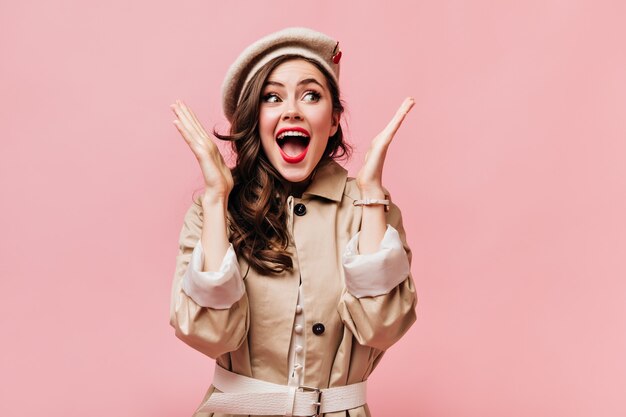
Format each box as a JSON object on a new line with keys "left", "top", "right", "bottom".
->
{"left": 169, "top": 27, "right": 417, "bottom": 417}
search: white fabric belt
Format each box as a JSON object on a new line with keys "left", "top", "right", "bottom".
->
{"left": 197, "top": 365, "right": 367, "bottom": 416}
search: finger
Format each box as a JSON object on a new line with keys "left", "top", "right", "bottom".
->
{"left": 177, "top": 101, "right": 216, "bottom": 150}
{"left": 170, "top": 102, "right": 190, "bottom": 128}
{"left": 172, "top": 119, "right": 193, "bottom": 145}
{"left": 176, "top": 100, "right": 196, "bottom": 126}
{"left": 169, "top": 100, "right": 180, "bottom": 114}
{"left": 172, "top": 101, "right": 220, "bottom": 161}
{"left": 177, "top": 100, "right": 207, "bottom": 138}
{"left": 384, "top": 97, "right": 414, "bottom": 136}
{"left": 180, "top": 101, "right": 209, "bottom": 137}
{"left": 170, "top": 102, "right": 184, "bottom": 121}
{"left": 381, "top": 97, "right": 415, "bottom": 141}
{"left": 365, "top": 99, "right": 414, "bottom": 173}
{"left": 173, "top": 100, "right": 199, "bottom": 136}
{"left": 170, "top": 100, "right": 188, "bottom": 118}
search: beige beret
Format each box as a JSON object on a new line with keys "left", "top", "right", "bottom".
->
{"left": 221, "top": 27, "right": 342, "bottom": 123}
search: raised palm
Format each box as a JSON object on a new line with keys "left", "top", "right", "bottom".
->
{"left": 170, "top": 100, "right": 234, "bottom": 201}
{"left": 356, "top": 97, "right": 415, "bottom": 194}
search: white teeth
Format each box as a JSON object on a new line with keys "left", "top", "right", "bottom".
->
{"left": 277, "top": 130, "right": 309, "bottom": 139}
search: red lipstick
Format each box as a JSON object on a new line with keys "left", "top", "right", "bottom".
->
{"left": 275, "top": 126, "right": 311, "bottom": 137}
{"left": 275, "top": 127, "right": 310, "bottom": 164}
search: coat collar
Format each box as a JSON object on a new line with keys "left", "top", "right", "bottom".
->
{"left": 301, "top": 160, "right": 347, "bottom": 202}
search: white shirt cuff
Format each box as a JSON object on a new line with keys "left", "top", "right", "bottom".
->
{"left": 342, "top": 225, "right": 410, "bottom": 298}
{"left": 181, "top": 240, "right": 245, "bottom": 309}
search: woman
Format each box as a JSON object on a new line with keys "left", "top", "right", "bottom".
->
{"left": 169, "top": 27, "right": 417, "bottom": 417}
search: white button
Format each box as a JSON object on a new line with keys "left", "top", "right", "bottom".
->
{"left": 295, "top": 345, "right": 303, "bottom": 354}
{"left": 294, "top": 324, "right": 303, "bottom": 334}
{"left": 294, "top": 363, "right": 302, "bottom": 373}
{"left": 295, "top": 305, "right": 303, "bottom": 314}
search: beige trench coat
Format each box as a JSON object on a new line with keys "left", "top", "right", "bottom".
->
{"left": 170, "top": 160, "right": 418, "bottom": 417}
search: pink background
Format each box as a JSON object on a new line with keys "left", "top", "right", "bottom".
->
{"left": 1, "top": 1, "right": 625, "bottom": 416}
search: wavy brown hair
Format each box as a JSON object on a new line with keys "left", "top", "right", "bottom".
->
{"left": 196, "top": 54, "right": 351, "bottom": 276}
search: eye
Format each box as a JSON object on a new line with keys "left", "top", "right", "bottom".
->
{"left": 262, "top": 93, "right": 281, "bottom": 103}
{"left": 303, "top": 91, "right": 321, "bottom": 102}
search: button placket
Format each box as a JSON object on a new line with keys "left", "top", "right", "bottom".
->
{"left": 287, "top": 195, "right": 295, "bottom": 234}
{"left": 288, "top": 284, "right": 306, "bottom": 387}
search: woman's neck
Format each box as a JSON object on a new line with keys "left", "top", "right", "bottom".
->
{"left": 285, "top": 177, "right": 312, "bottom": 198}
{"left": 281, "top": 160, "right": 325, "bottom": 197}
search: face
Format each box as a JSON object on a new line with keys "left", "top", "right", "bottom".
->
{"left": 258, "top": 59, "right": 340, "bottom": 184}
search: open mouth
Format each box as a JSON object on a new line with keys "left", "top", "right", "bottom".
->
{"left": 276, "top": 128, "right": 310, "bottom": 163}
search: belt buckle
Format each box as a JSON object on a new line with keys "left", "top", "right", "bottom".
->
{"left": 298, "top": 385, "right": 322, "bottom": 417}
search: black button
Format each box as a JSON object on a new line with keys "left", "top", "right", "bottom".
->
{"left": 312, "top": 323, "right": 325, "bottom": 335}
{"left": 294, "top": 203, "right": 307, "bottom": 216}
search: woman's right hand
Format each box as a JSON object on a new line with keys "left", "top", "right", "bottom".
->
{"left": 170, "top": 99, "right": 234, "bottom": 203}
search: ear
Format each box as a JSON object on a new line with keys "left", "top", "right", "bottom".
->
{"left": 330, "top": 110, "right": 341, "bottom": 137}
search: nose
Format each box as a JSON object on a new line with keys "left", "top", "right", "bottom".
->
{"left": 282, "top": 101, "right": 303, "bottom": 121}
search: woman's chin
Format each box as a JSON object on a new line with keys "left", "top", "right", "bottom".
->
{"left": 278, "top": 169, "right": 312, "bottom": 185}
{"left": 272, "top": 160, "right": 314, "bottom": 184}
{"left": 270, "top": 151, "right": 324, "bottom": 187}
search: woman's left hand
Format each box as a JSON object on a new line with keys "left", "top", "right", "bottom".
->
{"left": 356, "top": 97, "right": 415, "bottom": 196}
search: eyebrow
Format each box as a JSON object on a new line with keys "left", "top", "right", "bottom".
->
{"left": 263, "top": 78, "right": 324, "bottom": 88}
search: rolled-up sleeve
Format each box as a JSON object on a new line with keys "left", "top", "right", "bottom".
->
{"left": 342, "top": 224, "right": 411, "bottom": 298}
{"left": 170, "top": 200, "right": 249, "bottom": 359}
{"left": 182, "top": 240, "right": 245, "bottom": 309}
{"left": 338, "top": 200, "right": 417, "bottom": 351}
